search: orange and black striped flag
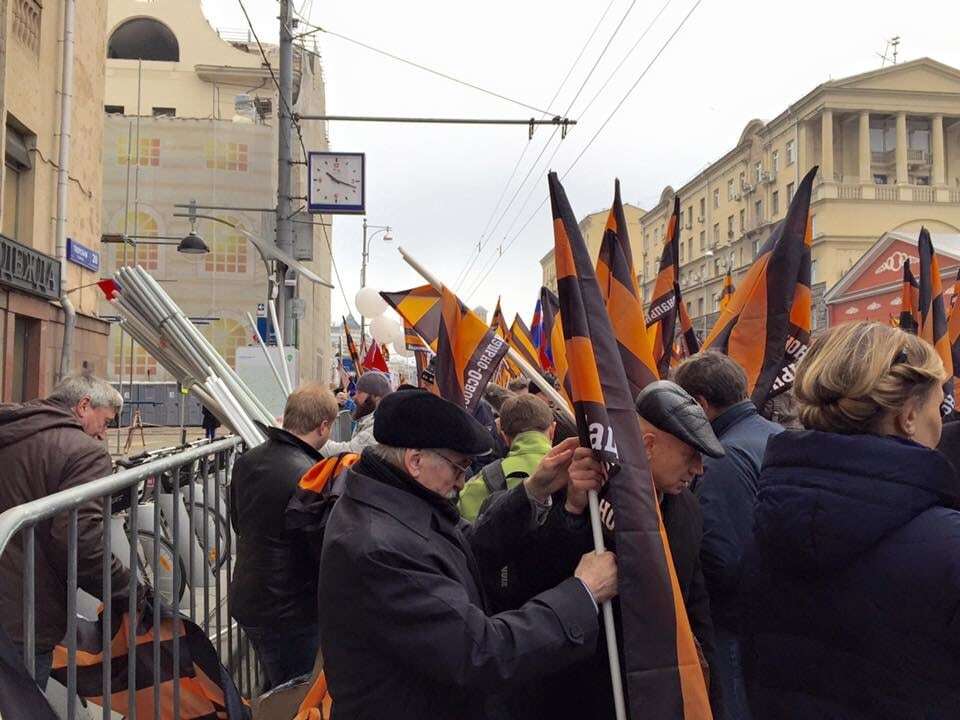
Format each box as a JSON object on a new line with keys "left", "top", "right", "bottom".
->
{"left": 703, "top": 166, "right": 817, "bottom": 408}
{"left": 548, "top": 171, "right": 711, "bottom": 719}
{"left": 509, "top": 314, "right": 541, "bottom": 371}
{"left": 719, "top": 269, "right": 735, "bottom": 311}
{"left": 899, "top": 259, "right": 920, "bottom": 334}
{"left": 490, "top": 297, "right": 510, "bottom": 338}
{"left": 435, "top": 286, "right": 510, "bottom": 413}
{"left": 490, "top": 297, "right": 522, "bottom": 384}
{"left": 403, "top": 320, "right": 432, "bottom": 354}
{"left": 675, "top": 283, "right": 700, "bottom": 359}
{"left": 948, "top": 269, "right": 960, "bottom": 390}
{"left": 380, "top": 284, "right": 442, "bottom": 351}
{"left": 646, "top": 195, "right": 682, "bottom": 378}
{"left": 342, "top": 316, "right": 364, "bottom": 377}
{"left": 918, "top": 227, "right": 956, "bottom": 415}
{"left": 595, "top": 178, "right": 658, "bottom": 398}
{"left": 538, "top": 287, "right": 561, "bottom": 372}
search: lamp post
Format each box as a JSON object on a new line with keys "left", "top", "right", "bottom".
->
{"left": 360, "top": 218, "right": 393, "bottom": 341}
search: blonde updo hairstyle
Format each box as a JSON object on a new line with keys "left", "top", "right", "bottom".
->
{"left": 794, "top": 321, "right": 945, "bottom": 435}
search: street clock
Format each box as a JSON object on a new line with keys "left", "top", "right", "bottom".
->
{"left": 307, "top": 151, "right": 365, "bottom": 214}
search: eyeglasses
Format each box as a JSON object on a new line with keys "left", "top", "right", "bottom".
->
{"left": 428, "top": 450, "right": 472, "bottom": 479}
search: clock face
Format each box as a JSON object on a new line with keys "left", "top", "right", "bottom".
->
{"left": 308, "top": 152, "right": 365, "bottom": 214}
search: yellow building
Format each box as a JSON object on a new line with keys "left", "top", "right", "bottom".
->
{"left": 100, "top": 0, "right": 333, "bottom": 390}
{"left": 638, "top": 57, "right": 960, "bottom": 334}
{"left": 0, "top": 0, "right": 111, "bottom": 401}
{"left": 540, "top": 202, "right": 646, "bottom": 292}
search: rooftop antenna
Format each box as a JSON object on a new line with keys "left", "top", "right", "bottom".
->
{"left": 876, "top": 36, "right": 901, "bottom": 67}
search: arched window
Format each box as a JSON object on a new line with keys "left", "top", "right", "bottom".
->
{"left": 206, "top": 319, "right": 248, "bottom": 368}
{"left": 114, "top": 210, "right": 160, "bottom": 270}
{"left": 204, "top": 218, "right": 249, "bottom": 274}
{"left": 113, "top": 336, "right": 158, "bottom": 381}
{"left": 108, "top": 18, "right": 180, "bottom": 62}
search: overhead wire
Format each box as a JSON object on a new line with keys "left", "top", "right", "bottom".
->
{"left": 450, "top": 0, "right": 618, "bottom": 291}
{"left": 298, "top": 21, "right": 562, "bottom": 117}
{"left": 458, "top": 0, "right": 640, "bottom": 295}
{"left": 463, "top": 0, "right": 703, "bottom": 302}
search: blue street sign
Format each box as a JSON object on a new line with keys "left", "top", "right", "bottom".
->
{"left": 66, "top": 238, "right": 100, "bottom": 272}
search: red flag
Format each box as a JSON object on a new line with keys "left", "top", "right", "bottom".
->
{"left": 97, "top": 278, "right": 121, "bottom": 300}
{"left": 361, "top": 342, "right": 389, "bottom": 373}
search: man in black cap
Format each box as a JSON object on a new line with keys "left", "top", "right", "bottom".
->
{"left": 321, "top": 370, "right": 391, "bottom": 456}
{"left": 317, "top": 390, "right": 618, "bottom": 720}
{"left": 514, "top": 380, "right": 726, "bottom": 720}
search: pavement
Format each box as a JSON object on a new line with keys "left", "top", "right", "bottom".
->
{"left": 107, "top": 424, "right": 218, "bottom": 461}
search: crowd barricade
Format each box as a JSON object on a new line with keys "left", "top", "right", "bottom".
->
{"left": 0, "top": 435, "right": 266, "bottom": 719}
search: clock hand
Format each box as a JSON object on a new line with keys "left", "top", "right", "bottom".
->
{"left": 325, "top": 171, "right": 357, "bottom": 189}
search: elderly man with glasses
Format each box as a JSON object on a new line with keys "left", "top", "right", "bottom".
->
{"left": 317, "top": 389, "right": 618, "bottom": 720}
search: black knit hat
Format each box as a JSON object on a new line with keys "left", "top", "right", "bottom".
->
{"left": 635, "top": 380, "right": 725, "bottom": 459}
{"left": 373, "top": 390, "right": 494, "bottom": 456}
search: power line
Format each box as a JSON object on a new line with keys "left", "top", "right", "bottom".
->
{"left": 451, "top": 0, "right": 618, "bottom": 291}
{"left": 459, "top": 0, "right": 639, "bottom": 295}
{"left": 300, "top": 22, "right": 563, "bottom": 117}
{"left": 319, "top": 216, "right": 354, "bottom": 317}
{"left": 464, "top": 0, "right": 703, "bottom": 302}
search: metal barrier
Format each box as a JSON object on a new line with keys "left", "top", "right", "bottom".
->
{"left": 330, "top": 409, "right": 354, "bottom": 443}
{"left": 0, "top": 436, "right": 262, "bottom": 719}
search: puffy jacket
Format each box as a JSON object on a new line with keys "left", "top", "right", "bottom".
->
{"left": 0, "top": 400, "right": 130, "bottom": 652}
{"left": 694, "top": 401, "right": 781, "bottom": 629}
{"left": 229, "top": 426, "right": 322, "bottom": 627}
{"left": 741, "top": 430, "right": 960, "bottom": 719}
{"left": 458, "top": 431, "right": 551, "bottom": 522}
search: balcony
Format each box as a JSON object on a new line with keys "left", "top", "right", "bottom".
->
{"left": 870, "top": 148, "right": 930, "bottom": 166}
{"left": 813, "top": 182, "right": 951, "bottom": 204}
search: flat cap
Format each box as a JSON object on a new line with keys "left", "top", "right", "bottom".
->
{"left": 373, "top": 390, "right": 494, "bottom": 456}
{"left": 356, "top": 371, "right": 392, "bottom": 398}
{"left": 635, "top": 380, "right": 725, "bottom": 459}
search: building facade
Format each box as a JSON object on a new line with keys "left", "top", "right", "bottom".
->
{"left": 636, "top": 58, "right": 960, "bottom": 334}
{"left": 540, "top": 202, "right": 646, "bottom": 292}
{"left": 0, "top": 0, "right": 112, "bottom": 401}
{"left": 100, "top": 0, "right": 333, "bottom": 389}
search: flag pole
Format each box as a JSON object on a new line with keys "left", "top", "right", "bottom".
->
{"left": 398, "top": 246, "right": 627, "bottom": 720}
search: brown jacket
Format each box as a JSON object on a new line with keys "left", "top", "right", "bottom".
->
{"left": 0, "top": 399, "right": 131, "bottom": 652}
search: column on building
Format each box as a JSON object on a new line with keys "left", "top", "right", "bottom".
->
{"left": 858, "top": 111, "right": 871, "bottom": 184}
{"left": 932, "top": 113, "right": 946, "bottom": 187}
{"left": 820, "top": 109, "right": 834, "bottom": 182}
{"left": 895, "top": 111, "right": 908, "bottom": 185}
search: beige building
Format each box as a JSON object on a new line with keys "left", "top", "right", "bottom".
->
{"left": 540, "top": 202, "right": 646, "bottom": 292}
{"left": 636, "top": 58, "right": 960, "bottom": 334}
{"left": 100, "top": 0, "right": 333, "bottom": 389}
{"left": 0, "top": 0, "right": 111, "bottom": 401}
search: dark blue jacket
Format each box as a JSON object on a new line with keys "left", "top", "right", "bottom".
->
{"left": 741, "top": 430, "right": 960, "bottom": 719}
{"left": 694, "top": 401, "right": 781, "bottom": 629}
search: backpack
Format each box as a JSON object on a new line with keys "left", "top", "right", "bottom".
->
{"left": 477, "top": 460, "right": 530, "bottom": 517}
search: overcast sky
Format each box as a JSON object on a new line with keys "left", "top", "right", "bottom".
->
{"left": 202, "top": 0, "right": 960, "bottom": 328}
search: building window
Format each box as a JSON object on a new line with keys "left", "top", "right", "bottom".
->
{"left": 699, "top": 230, "right": 705, "bottom": 250}
{"left": 713, "top": 188, "right": 719, "bottom": 209}
{"left": 152, "top": 107, "right": 176, "bottom": 117}
{"left": 739, "top": 209, "right": 745, "bottom": 232}
{"left": 727, "top": 179, "right": 734, "bottom": 200}
{"left": 113, "top": 337, "right": 158, "bottom": 380}
{"left": 754, "top": 161, "right": 763, "bottom": 183}
{"left": 753, "top": 238, "right": 761, "bottom": 258}
{"left": 874, "top": 174, "right": 888, "bottom": 185}
{"left": 205, "top": 141, "right": 249, "bottom": 172}
{"left": 714, "top": 258, "right": 721, "bottom": 276}
{"left": 699, "top": 197, "right": 705, "bottom": 218}
{"left": 697, "top": 298, "right": 704, "bottom": 316}
{"left": 811, "top": 259, "right": 818, "bottom": 284}
{"left": 727, "top": 215, "right": 734, "bottom": 238}
{"left": 3, "top": 126, "right": 32, "bottom": 242}
{"left": 908, "top": 118, "right": 931, "bottom": 154}
{"left": 786, "top": 139, "right": 796, "bottom": 165}
{"left": 755, "top": 200, "right": 763, "bottom": 223}
{"left": 686, "top": 301, "right": 691, "bottom": 315}
{"left": 13, "top": 0, "right": 42, "bottom": 56}
{"left": 915, "top": 175, "right": 931, "bottom": 186}
{"left": 206, "top": 319, "right": 248, "bottom": 369}
{"left": 104, "top": 105, "right": 125, "bottom": 115}
{"left": 117, "top": 136, "right": 160, "bottom": 166}
{"left": 679, "top": 241, "right": 684, "bottom": 262}
{"left": 114, "top": 210, "right": 160, "bottom": 270}
{"left": 787, "top": 182, "right": 795, "bottom": 202}
{"left": 686, "top": 206, "right": 692, "bottom": 227}
{"left": 739, "top": 247, "right": 744, "bottom": 267}
{"left": 108, "top": 18, "right": 180, "bottom": 62}
{"left": 811, "top": 214, "right": 817, "bottom": 237}
{"left": 687, "top": 237, "right": 692, "bottom": 261}
{"left": 772, "top": 191, "right": 780, "bottom": 216}
{"left": 739, "top": 171, "right": 746, "bottom": 190}
{"left": 205, "top": 221, "right": 249, "bottom": 274}
{"left": 772, "top": 150, "right": 780, "bottom": 172}
{"left": 712, "top": 223, "right": 719, "bottom": 246}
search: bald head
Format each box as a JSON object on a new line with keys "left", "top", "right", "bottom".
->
{"left": 638, "top": 416, "right": 704, "bottom": 495}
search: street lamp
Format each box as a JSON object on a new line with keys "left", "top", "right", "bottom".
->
{"left": 360, "top": 218, "right": 393, "bottom": 340}
{"left": 177, "top": 204, "right": 209, "bottom": 254}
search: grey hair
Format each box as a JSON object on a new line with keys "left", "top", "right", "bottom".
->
{"left": 367, "top": 443, "right": 408, "bottom": 468}
{"left": 49, "top": 373, "right": 123, "bottom": 410}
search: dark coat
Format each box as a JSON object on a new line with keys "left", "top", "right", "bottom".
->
{"left": 0, "top": 400, "right": 130, "bottom": 652}
{"left": 741, "top": 430, "right": 960, "bottom": 719}
{"left": 693, "top": 401, "right": 781, "bottom": 629}
{"left": 499, "top": 488, "right": 718, "bottom": 720}
{"left": 317, "top": 452, "right": 599, "bottom": 720}
{"left": 229, "top": 426, "right": 322, "bottom": 627}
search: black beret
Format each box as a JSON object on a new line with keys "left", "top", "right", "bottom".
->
{"left": 373, "top": 390, "right": 494, "bottom": 456}
{"left": 635, "top": 380, "right": 725, "bottom": 459}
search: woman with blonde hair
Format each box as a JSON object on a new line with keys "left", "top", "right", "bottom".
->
{"left": 740, "top": 321, "right": 960, "bottom": 719}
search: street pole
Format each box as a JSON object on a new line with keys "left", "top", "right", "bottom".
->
{"left": 276, "top": 0, "right": 295, "bottom": 351}
{"left": 360, "top": 218, "right": 369, "bottom": 343}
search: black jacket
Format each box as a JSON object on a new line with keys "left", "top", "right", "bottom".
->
{"left": 318, "top": 451, "right": 599, "bottom": 720}
{"left": 741, "top": 430, "right": 960, "bottom": 719}
{"left": 694, "top": 401, "right": 781, "bottom": 629}
{"left": 229, "top": 427, "right": 322, "bottom": 627}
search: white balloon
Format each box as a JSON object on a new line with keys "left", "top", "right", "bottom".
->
{"left": 356, "top": 287, "right": 389, "bottom": 318}
{"left": 392, "top": 345, "right": 414, "bottom": 358}
{"left": 389, "top": 323, "right": 407, "bottom": 349}
{"left": 370, "top": 315, "right": 401, "bottom": 344}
